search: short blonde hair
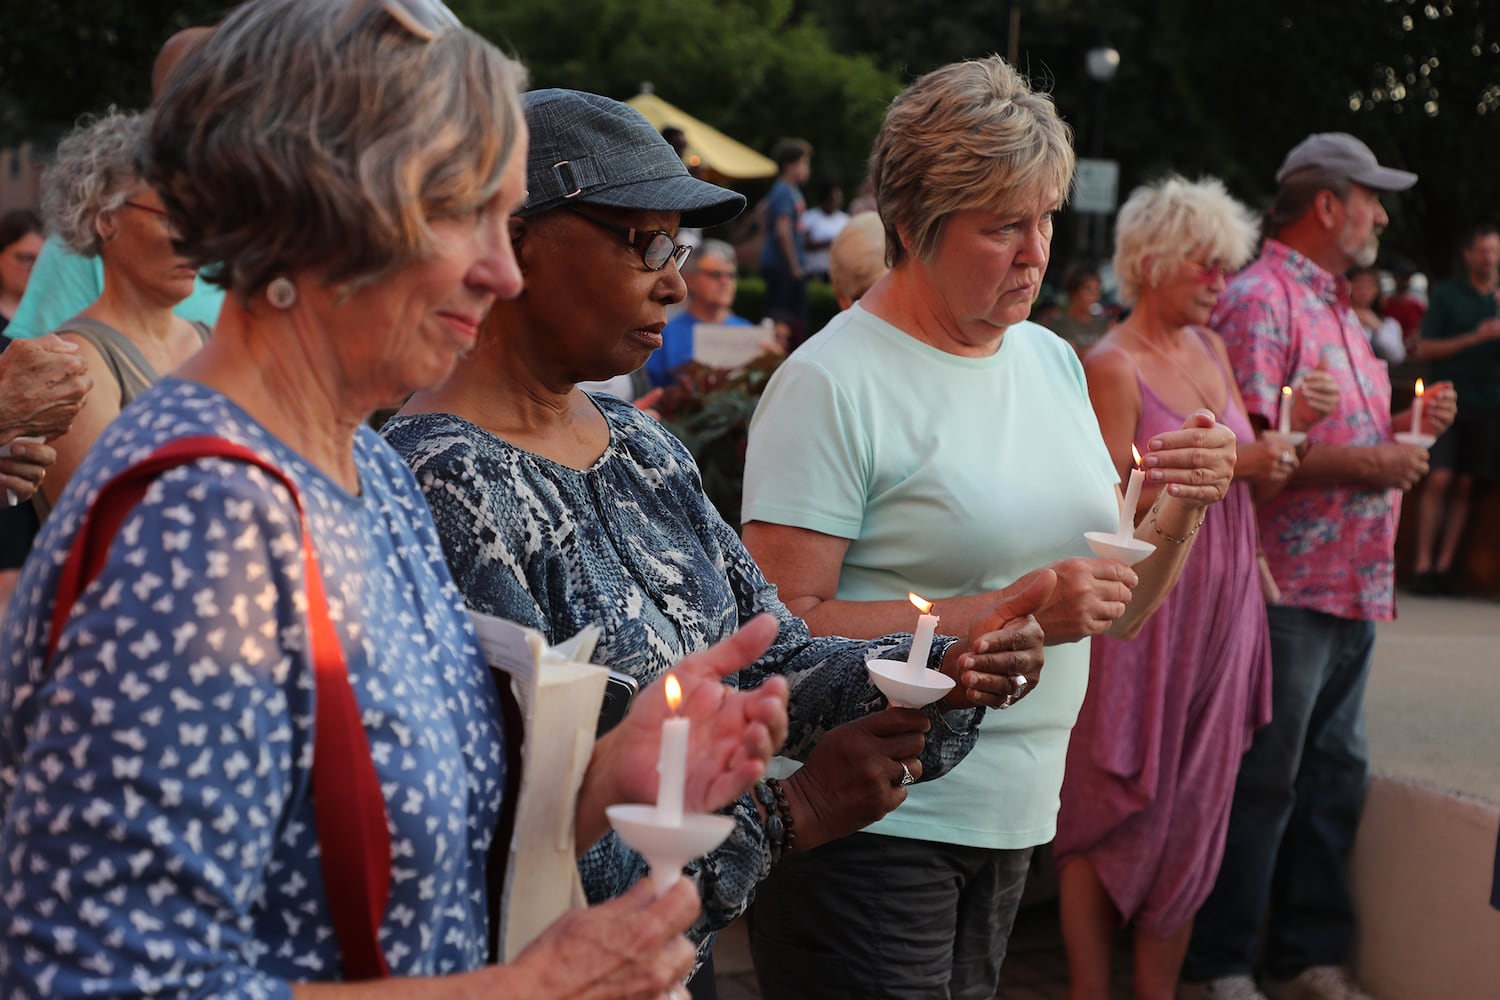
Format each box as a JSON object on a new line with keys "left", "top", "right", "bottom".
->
{"left": 870, "top": 56, "right": 1074, "bottom": 267}
{"left": 1113, "top": 175, "right": 1261, "bottom": 307}
{"left": 145, "top": 0, "right": 528, "bottom": 299}
{"left": 41, "top": 108, "right": 151, "bottom": 258}
{"left": 829, "top": 211, "right": 888, "bottom": 306}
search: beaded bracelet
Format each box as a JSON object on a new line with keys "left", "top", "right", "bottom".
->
{"left": 1148, "top": 496, "right": 1205, "bottom": 545}
{"left": 754, "top": 777, "right": 796, "bottom": 863}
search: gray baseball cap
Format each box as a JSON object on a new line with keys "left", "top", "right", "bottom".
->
{"left": 520, "top": 89, "right": 747, "bottom": 229}
{"left": 1275, "top": 132, "right": 1417, "bottom": 192}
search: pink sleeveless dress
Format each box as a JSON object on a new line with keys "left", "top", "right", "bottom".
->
{"left": 1053, "top": 330, "right": 1273, "bottom": 935}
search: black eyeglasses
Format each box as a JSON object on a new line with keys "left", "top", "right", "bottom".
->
{"left": 566, "top": 207, "right": 693, "bottom": 272}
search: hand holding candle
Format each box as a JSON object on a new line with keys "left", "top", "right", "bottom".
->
{"left": 1118, "top": 445, "right": 1145, "bottom": 541}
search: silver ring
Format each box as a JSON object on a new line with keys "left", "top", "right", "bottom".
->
{"left": 899, "top": 761, "right": 915, "bottom": 786}
{"left": 1280, "top": 450, "right": 1293, "bottom": 464}
{"left": 1012, "top": 674, "right": 1028, "bottom": 695}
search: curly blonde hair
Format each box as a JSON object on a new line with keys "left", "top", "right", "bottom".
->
{"left": 40, "top": 108, "right": 151, "bottom": 258}
{"left": 145, "top": 0, "right": 528, "bottom": 299}
{"left": 870, "top": 56, "right": 1074, "bottom": 267}
{"left": 1113, "top": 175, "right": 1260, "bottom": 307}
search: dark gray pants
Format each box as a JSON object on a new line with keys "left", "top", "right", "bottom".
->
{"left": 748, "top": 832, "right": 1033, "bottom": 1000}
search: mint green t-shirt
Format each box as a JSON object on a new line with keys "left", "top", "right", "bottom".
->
{"left": 742, "top": 305, "right": 1120, "bottom": 848}
{"left": 3, "top": 235, "right": 225, "bottom": 341}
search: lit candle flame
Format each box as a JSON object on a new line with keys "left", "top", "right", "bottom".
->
{"left": 1131, "top": 444, "right": 1142, "bottom": 467}
{"left": 1415, "top": 378, "right": 1425, "bottom": 397}
{"left": 1282, "top": 385, "right": 1293, "bottom": 400}
{"left": 665, "top": 674, "right": 682, "bottom": 714}
{"left": 908, "top": 592, "right": 933, "bottom": 614}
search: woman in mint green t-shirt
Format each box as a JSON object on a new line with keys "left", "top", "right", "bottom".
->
{"left": 742, "top": 55, "right": 1238, "bottom": 1000}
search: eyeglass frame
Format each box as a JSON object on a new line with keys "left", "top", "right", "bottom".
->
{"left": 565, "top": 206, "right": 694, "bottom": 273}
{"left": 1183, "top": 259, "right": 1234, "bottom": 285}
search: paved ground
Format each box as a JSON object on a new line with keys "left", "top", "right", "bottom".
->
{"left": 716, "top": 591, "right": 1500, "bottom": 999}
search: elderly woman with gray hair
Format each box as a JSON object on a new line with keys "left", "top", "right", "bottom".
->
{"left": 1052, "top": 175, "right": 1328, "bottom": 1000}
{"left": 740, "top": 58, "right": 1239, "bottom": 1000}
{"left": 32, "top": 107, "right": 209, "bottom": 517}
{"left": 0, "top": 2, "right": 792, "bottom": 997}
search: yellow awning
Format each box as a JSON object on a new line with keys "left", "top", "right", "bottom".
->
{"left": 626, "top": 92, "right": 777, "bottom": 181}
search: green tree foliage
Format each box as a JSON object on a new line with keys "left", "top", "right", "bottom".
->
{"left": 1158, "top": 0, "right": 1499, "bottom": 277}
{"left": 457, "top": 0, "right": 900, "bottom": 194}
{"left": 0, "top": 0, "right": 226, "bottom": 144}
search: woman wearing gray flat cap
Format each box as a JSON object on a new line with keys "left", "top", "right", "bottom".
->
{"left": 383, "top": 87, "right": 1057, "bottom": 992}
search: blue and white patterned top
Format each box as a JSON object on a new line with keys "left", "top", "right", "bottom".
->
{"left": 382, "top": 394, "right": 981, "bottom": 948}
{"left": 0, "top": 379, "right": 505, "bottom": 997}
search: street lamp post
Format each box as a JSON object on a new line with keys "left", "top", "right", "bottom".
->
{"left": 1082, "top": 44, "right": 1120, "bottom": 259}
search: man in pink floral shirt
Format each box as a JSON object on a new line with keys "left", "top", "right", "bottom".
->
{"left": 1181, "top": 134, "right": 1457, "bottom": 1000}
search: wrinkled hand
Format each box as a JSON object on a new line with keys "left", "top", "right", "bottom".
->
{"left": 1240, "top": 431, "right": 1300, "bottom": 487}
{"left": 1027, "top": 557, "right": 1138, "bottom": 646}
{"left": 1291, "top": 365, "right": 1339, "bottom": 430}
{"left": 512, "top": 878, "right": 699, "bottom": 999}
{"left": 943, "top": 569, "right": 1055, "bottom": 709}
{"left": 0, "top": 336, "right": 93, "bottom": 441}
{"left": 1418, "top": 380, "right": 1457, "bottom": 437}
{"left": 0, "top": 437, "right": 54, "bottom": 504}
{"left": 1142, "top": 409, "right": 1236, "bottom": 507}
{"left": 782, "top": 707, "right": 930, "bottom": 849}
{"left": 601, "top": 614, "right": 790, "bottom": 815}
{"left": 1373, "top": 442, "right": 1429, "bottom": 491}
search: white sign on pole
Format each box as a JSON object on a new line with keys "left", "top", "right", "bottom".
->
{"left": 1073, "top": 158, "right": 1120, "bottom": 215}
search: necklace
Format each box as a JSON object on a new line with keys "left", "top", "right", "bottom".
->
{"left": 1126, "top": 325, "right": 1226, "bottom": 416}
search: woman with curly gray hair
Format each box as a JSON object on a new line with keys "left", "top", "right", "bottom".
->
{"left": 32, "top": 106, "right": 208, "bottom": 516}
{"left": 0, "top": 0, "right": 790, "bottom": 997}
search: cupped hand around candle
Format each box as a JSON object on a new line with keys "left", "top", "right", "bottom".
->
{"left": 1416, "top": 379, "right": 1457, "bottom": 436}
{"left": 594, "top": 614, "right": 790, "bottom": 818}
{"left": 942, "top": 569, "right": 1055, "bottom": 709}
{"left": 1290, "top": 367, "right": 1340, "bottom": 430}
{"left": 1140, "top": 409, "right": 1237, "bottom": 507}
{"left": 1024, "top": 557, "right": 1138, "bottom": 646}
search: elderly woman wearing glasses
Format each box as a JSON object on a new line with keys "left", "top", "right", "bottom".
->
{"left": 739, "top": 59, "right": 1239, "bottom": 1000}
{"left": 1050, "top": 175, "right": 1322, "bottom": 1000}
{"left": 31, "top": 107, "right": 210, "bottom": 516}
{"left": 382, "top": 88, "right": 1053, "bottom": 989}
{"left": 0, "top": 2, "right": 793, "bottom": 997}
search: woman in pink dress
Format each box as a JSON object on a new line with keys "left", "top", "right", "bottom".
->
{"left": 1054, "top": 175, "right": 1337, "bottom": 1000}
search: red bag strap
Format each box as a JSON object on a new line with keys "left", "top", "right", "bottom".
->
{"left": 46, "top": 435, "right": 392, "bottom": 980}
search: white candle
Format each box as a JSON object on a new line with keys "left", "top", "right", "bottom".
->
{"left": 905, "top": 592, "right": 939, "bottom": 676}
{"left": 656, "top": 675, "right": 689, "bottom": 827}
{"left": 1118, "top": 446, "right": 1144, "bottom": 541}
{"left": 1278, "top": 385, "right": 1293, "bottom": 435}
{"left": 1411, "top": 378, "right": 1425, "bottom": 435}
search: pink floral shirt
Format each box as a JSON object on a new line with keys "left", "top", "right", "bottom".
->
{"left": 1213, "top": 240, "right": 1397, "bottom": 622}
